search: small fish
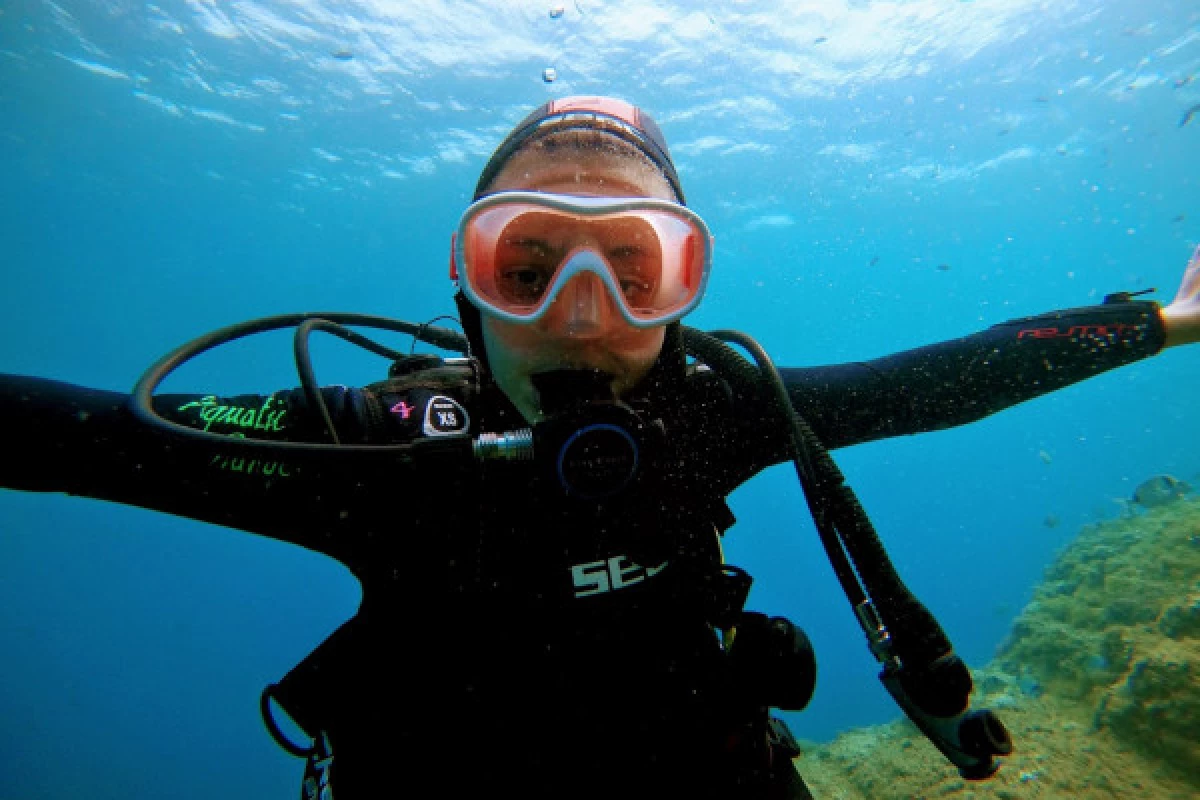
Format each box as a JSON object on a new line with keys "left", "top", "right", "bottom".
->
{"left": 869, "top": 256, "right": 880, "bottom": 266}
{"left": 1181, "top": 103, "right": 1200, "bottom": 128}
{"left": 1173, "top": 75, "right": 1194, "bottom": 89}
{"left": 1043, "top": 513, "right": 1060, "bottom": 529}
{"left": 1173, "top": 213, "right": 1186, "bottom": 223}
{"left": 813, "top": 36, "right": 828, "bottom": 45}
{"left": 542, "top": 67, "right": 558, "bottom": 83}
{"left": 1038, "top": 449, "right": 1053, "bottom": 465}
{"left": 1131, "top": 474, "right": 1191, "bottom": 509}
{"left": 936, "top": 263, "right": 952, "bottom": 272}
{"left": 549, "top": 4, "right": 565, "bottom": 19}
{"left": 331, "top": 49, "right": 354, "bottom": 61}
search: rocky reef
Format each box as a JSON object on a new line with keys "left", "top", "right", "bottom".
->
{"left": 793, "top": 496, "right": 1199, "bottom": 799}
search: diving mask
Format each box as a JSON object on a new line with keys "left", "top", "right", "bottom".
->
{"left": 452, "top": 191, "right": 713, "bottom": 329}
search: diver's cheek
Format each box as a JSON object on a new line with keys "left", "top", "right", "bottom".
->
{"left": 482, "top": 315, "right": 554, "bottom": 360}
{"left": 481, "top": 318, "right": 542, "bottom": 418}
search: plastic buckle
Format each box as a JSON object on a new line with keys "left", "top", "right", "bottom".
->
{"left": 301, "top": 731, "right": 335, "bottom": 800}
{"left": 710, "top": 564, "right": 752, "bottom": 630}
{"left": 767, "top": 715, "right": 801, "bottom": 760}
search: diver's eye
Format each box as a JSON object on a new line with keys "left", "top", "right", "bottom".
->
{"left": 620, "top": 278, "right": 654, "bottom": 305}
{"left": 498, "top": 266, "right": 552, "bottom": 304}
{"left": 608, "top": 245, "right": 654, "bottom": 305}
{"left": 494, "top": 236, "right": 559, "bottom": 304}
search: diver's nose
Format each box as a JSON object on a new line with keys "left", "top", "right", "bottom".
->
{"left": 551, "top": 271, "right": 612, "bottom": 338}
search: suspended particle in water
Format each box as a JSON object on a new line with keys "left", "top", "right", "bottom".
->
{"left": 549, "top": 4, "right": 565, "bottom": 18}
{"left": 542, "top": 67, "right": 558, "bottom": 83}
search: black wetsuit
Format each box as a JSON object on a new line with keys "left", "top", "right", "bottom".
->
{"left": 0, "top": 300, "right": 1165, "bottom": 799}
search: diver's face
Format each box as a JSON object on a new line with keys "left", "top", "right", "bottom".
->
{"left": 480, "top": 143, "right": 676, "bottom": 422}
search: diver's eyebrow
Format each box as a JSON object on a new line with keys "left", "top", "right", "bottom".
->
{"left": 507, "top": 236, "right": 555, "bottom": 250}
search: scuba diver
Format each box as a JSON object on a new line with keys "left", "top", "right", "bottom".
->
{"left": 2, "top": 96, "right": 1199, "bottom": 800}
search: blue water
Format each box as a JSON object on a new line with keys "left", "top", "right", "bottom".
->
{"left": 2, "top": 1, "right": 1198, "bottom": 797}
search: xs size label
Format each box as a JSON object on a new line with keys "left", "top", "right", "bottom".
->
{"left": 571, "top": 555, "right": 667, "bottom": 598}
{"left": 423, "top": 395, "right": 469, "bottom": 437}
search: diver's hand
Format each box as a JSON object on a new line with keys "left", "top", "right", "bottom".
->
{"left": 1160, "top": 245, "right": 1200, "bottom": 347}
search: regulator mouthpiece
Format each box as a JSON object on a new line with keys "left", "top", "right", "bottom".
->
{"left": 530, "top": 369, "right": 644, "bottom": 500}
{"left": 532, "top": 368, "right": 619, "bottom": 415}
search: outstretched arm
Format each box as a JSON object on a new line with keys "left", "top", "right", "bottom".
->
{"left": 769, "top": 245, "right": 1200, "bottom": 452}
{"left": 0, "top": 375, "right": 436, "bottom": 569}
{"left": 778, "top": 296, "right": 1166, "bottom": 451}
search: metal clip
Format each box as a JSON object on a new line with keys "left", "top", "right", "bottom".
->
{"left": 854, "top": 600, "right": 899, "bottom": 666}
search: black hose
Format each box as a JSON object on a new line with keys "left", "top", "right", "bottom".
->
{"left": 683, "top": 326, "right": 955, "bottom": 669}
{"left": 293, "top": 319, "right": 415, "bottom": 444}
{"left": 682, "top": 327, "right": 865, "bottom": 607}
{"left": 131, "top": 312, "right": 468, "bottom": 458}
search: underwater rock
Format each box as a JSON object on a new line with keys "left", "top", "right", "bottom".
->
{"left": 997, "top": 496, "right": 1199, "bottom": 780}
{"left": 1158, "top": 595, "right": 1200, "bottom": 639}
{"left": 793, "top": 488, "right": 1199, "bottom": 798}
{"left": 1093, "top": 643, "right": 1198, "bottom": 781}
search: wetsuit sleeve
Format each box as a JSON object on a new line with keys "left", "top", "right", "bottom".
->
{"left": 779, "top": 299, "right": 1166, "bottom": 451}
{"left": 0, "top": 375, "right": 400, "bottom": 566}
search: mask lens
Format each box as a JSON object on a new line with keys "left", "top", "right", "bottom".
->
{"left": 626, "top": 212, "right": 705, "bottom": 321}
{"left": 490, "top": 209, "right": 561, "bottom": 308}
{"left": 460, "top": 196, "right": 710, "bottom": 326}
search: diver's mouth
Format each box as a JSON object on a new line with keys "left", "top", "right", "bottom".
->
{"left": 531, "top": 368, "right": 619, "bottom": 415}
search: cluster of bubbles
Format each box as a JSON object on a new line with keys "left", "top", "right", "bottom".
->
{"left": 543, "top": 5, "right": 566, "bottom": 83}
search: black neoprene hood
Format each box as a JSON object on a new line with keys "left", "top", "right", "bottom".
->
{"left": 472, "top": 96, "right": 686, "bottom": 203}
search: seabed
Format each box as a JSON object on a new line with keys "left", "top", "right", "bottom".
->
{"left": 794, "top": 496, "right": 1199, "bottom": 799}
